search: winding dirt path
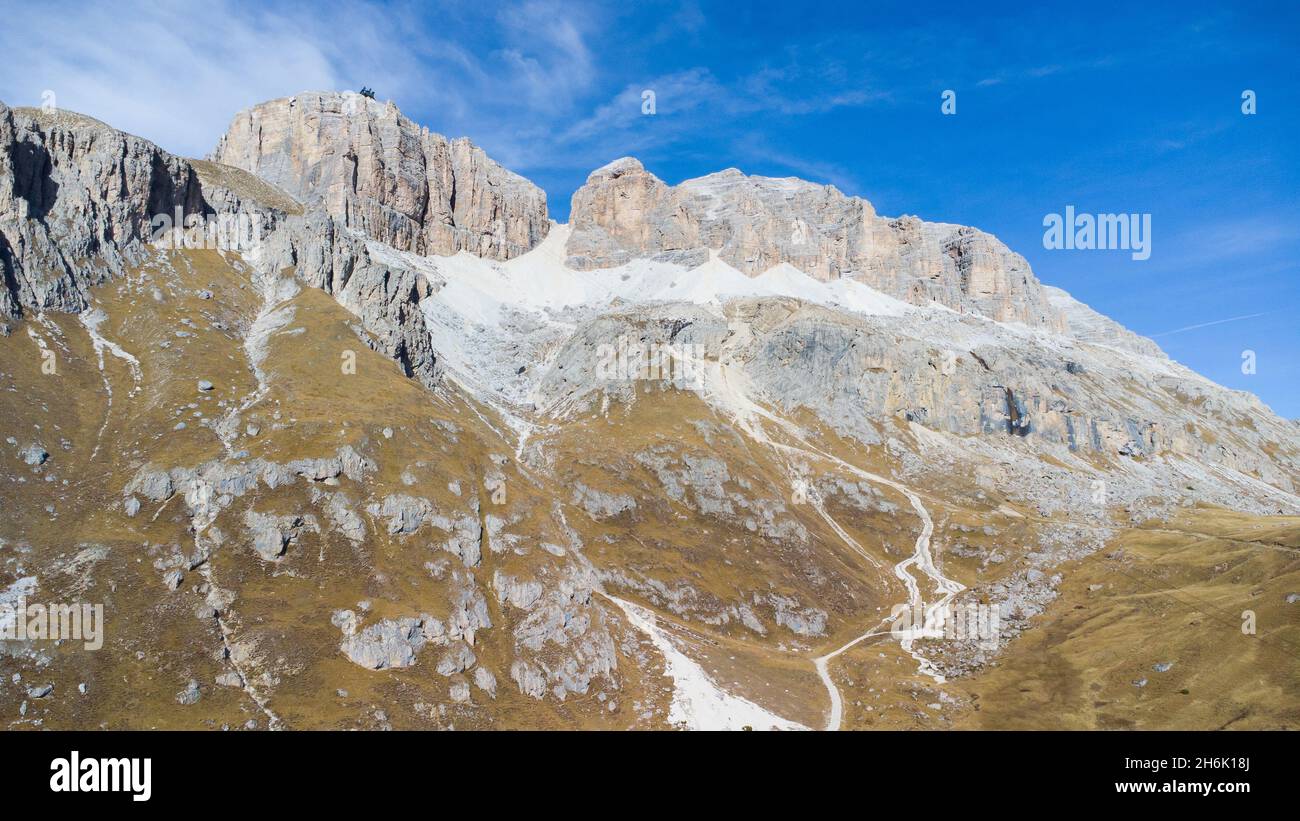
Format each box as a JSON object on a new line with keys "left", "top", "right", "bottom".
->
{"left": 702, "top": 355, "right": 964, "bottom": 730}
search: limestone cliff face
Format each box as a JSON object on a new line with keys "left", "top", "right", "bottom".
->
{"left": 0, "top": 98, "right": 441, "bottom": 388}
{"left": 1042, "top": 285, "right": 1165, "bottom": 357}
{"left": 255, "top": 210, "right": 441, "bottom": 389}
{"left": 0, "top": 103, "right": 284, "bottom": 317}
{"left": 532, "top": 298, "right": 1299, "bottom": 502}
{"left": 0, "top": 102, "right": 299, "bottom": 318}
{"left": 210, "top": 92, "right": 549, "bottom": 261}
{"left": 565, "top": 158, "right": 1064, "bottom": 330}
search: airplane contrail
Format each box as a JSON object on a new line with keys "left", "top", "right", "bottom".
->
{"left": 1150, "top": 310, "right": 1276, "bottom": 338}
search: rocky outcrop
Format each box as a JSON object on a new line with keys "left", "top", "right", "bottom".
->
{"left": 366, "top": 493, "right": 435, "bottom": 535}
{"left": 243, "top": 510, "right": 318, "bottom": 561}
{"left": 508, "top": 570, "right": 618, "bottom": 701}
{"left": 341, "top": 615, "right": 437, "bottom": 670}
{"left": 1043, "top": 285, "right": 1166, "bottom": 357}
{"left": 211, "top": 92, "right": 549, "bottom": 260}
{"left": 565, "top": 158, "right": 1064, "bottom": 329}
{"left": 532, "top": 298, "right": 1300, "bottom": 499}
{"left": 0, "top": 101, "right": 296, "bottom": 318}
{"left": 0, "top": 95, "right": 530, "bottom": 392}
{"left": 245, "top": 209, "right": 442, "bottom": 387}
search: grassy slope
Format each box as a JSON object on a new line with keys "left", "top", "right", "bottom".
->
{"left": 2, "top": 248, "right": 1295, "bottom": 729}
{"left": 947, "top": 508, "right": 1299, "bottom": 729}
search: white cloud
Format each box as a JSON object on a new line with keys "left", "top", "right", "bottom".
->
{"left": 0, "top": 0, "right": 597, "bottom": 159}
{"left": 494, "top": 0, "right": 596, "bottom": 110}
{"left": 0, "top": 0, "right": 344, "bottom": 156}
{"left": 1, "top": 0, "right": 885, "bottom": 197}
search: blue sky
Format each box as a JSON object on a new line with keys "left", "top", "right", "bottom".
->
{"left": 2, "top": 0, "right": 1297, "bottom": 416}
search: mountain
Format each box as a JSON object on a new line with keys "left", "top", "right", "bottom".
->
{"left": 210, "top": 92, "right": 549, "bottom": 261}
{"left": 1, "top": 92, "right": 1296, "bottom": 730}
{"left": 566, "top": 156, "right": 1065, "bottom": 329}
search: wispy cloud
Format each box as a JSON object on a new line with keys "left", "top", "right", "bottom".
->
{"left": 1, "top": 0, "right": 898, "bottom": 182}
{"left": 0, "top": 0, "right": 344, "bottom": 155}
{"left": 0, "top": 0, "right": 603, "bottom": 159}
{"left": 727, "top": 134, "right": 862, "bottom": 193}
{"left": 975, "top": 56, "right": 1114, "bottom": 89}
{"left": 1146, "top": 217, "right": 1300, "bottom": 274}
{"left": 492, "top": 0, "right": 597, "bottom": 111}
{"left": 508, "top": 60, "right": 885, "bottom": 179}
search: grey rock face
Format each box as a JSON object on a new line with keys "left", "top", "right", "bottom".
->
{"left": 508, "top": 572, "right": 617, "bottom": 701}
{"left": 0, "top": 102, "right": 295, "bottom": 318}
{"left": 435, "top": 640, "right": 477, "bottom": 676}
{"left": 289, "top": 456, "right": 343, "bottom": 482}
{"left": 340, "top": 616, "right": 431, "bottom": 670}
{"left": 367, "top": 494, "right": 434, "bottom": 535}
{"left": 253, "top": 210, "right": 442, "bottom": 388}
{"left": 534, "top": 297, "right": 1298, "bottom": 510}
{"left": 571, "top": 482, "right": 636, "bottom": 520}
{"left": 283, "top": 445, "right": 376, "bottom": 485}
{"left": 0, "top": 98, "right": 442, "bottom": 393}
{"left": 336, "top": 445, "right": 375, "bottom": 480}
{"left": 215, "top": 671, "right": 243, "bottom": 688}
{"left": 331, "top": 609, "right": 359, "bottom": 635}
{"left": 761, "top": 593, "right": 827, "bottom": 637}
{"left": 1043, "top": 285, "right": 1165, "bottom": 357}
{"left": 126, "top": 465, "right": 174, "bottom": 502}
{"left": 320, "top": 493, "right": 367, "bottom": 543}
{"left": 493, "top": 569, "right": 544, "bottom": 610}
{"left": 449, "top": 678, "right": 472, "bottom": 703}
{"left": 565, "top": 157, "right": 1064, "bottom": 329}
{"left": 728, "top": 299, "right": 1298, "bottom": 491}
{"left": 510, "top": 659, "right": 548, "bottom": 699}
{"left": 484, "top": 513, "right": 523, "bottom": 555}
{"left": 211, "top": 92, "right": 549, "bottom": 261}
{"left": 176, "top": 679, "right": 202, "bottom": 705}
{"left": 243, "top": 510, "right": 316, "bottom": 561}
{"left": 472, "top": 666, "right": 497, "bottom": 697}
{"left": 430, "top": 512, "right": 482, "bottom": 567}
{"left": 636, "top": 446, "right": 733, "bottom": 515}
{"left": 445, "top": 576, "right": 493, "bottom": 645}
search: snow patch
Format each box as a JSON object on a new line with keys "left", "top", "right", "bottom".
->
{"left": 605, "top": 593, "right": 806, "bottom": 731}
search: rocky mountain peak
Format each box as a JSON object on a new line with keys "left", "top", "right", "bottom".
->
{"left": 210, "top": 90, "right": 550, "bottom": 261}
{"left": 585, "top": 156, "right": 649, "bottom": 181}
{"left": 679, "top": 165, "right": 848, "bottom": 200}
{"left": 1, "top": 90, "right": 1297, "bottom": 734}
{"left": 564, "top": 156, "right": 1063, "bottom": 330}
